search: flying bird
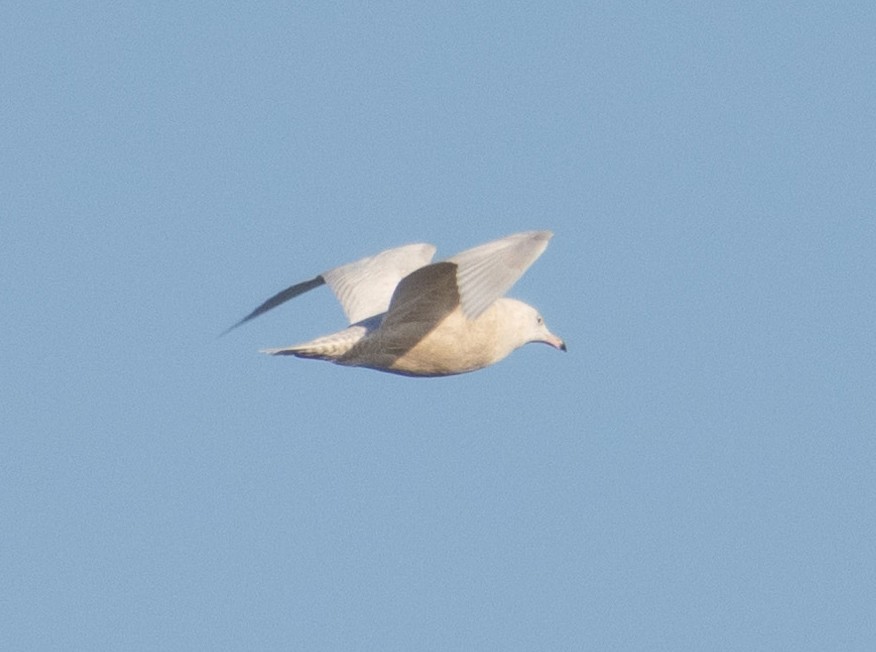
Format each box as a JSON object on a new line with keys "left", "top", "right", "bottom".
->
{"left": 225, "top": 230, "right": 565, "bottom": 376}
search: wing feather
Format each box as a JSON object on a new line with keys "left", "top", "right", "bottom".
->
{"left": 322, "top": 243, "right": 436, "bottom": 323}
{"left": 449, "top": 230, "right": 552, "bottom": 319}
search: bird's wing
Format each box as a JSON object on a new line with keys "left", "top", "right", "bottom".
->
{"left": 223, "top": 242, "right": 436, "bottom": 334}
{"left": 378, "top": 262, "right": 461, "bottom": 333}
{"left": 223, "top": 232, "right": 548, "bottom": 334}
{"left": 378, "top": 230, "right": 553, "bottom": 332}
{"left": 322, "top": 243, "right": 436, "bottom": 323}
{"left": 448, "top": 230, "right": 553, "bottom": 319}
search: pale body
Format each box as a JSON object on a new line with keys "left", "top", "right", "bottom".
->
{"left": 227, "top": 231, "right": 565, "bottom": 377}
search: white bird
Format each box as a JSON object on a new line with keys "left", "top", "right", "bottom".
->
{"left": 225, "top": 230, "right": 566, "bottom": 376}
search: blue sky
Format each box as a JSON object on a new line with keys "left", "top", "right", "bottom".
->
{"left": 3, "top": 3, "right": 875, "bottom": 650}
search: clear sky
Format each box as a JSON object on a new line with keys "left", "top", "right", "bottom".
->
{"left": 3, "top": 3, "right": 875, "bottom": 650}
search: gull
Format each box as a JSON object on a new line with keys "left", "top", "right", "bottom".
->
{"left": 225, "top": 230, "right": 566, "bottom": 376}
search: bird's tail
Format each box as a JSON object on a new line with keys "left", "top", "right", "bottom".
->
{"left": 260, "top": 324, "right": 369, "bottom": 361}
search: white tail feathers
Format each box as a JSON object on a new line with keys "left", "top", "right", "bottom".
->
{"left": 259, "top": 324, "right": 370, "bottom": 360}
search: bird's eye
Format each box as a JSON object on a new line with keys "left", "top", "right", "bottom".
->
{"left": 536, "top": 315, "right": 544, "bottom": 325}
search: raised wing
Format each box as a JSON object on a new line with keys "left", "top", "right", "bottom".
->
{"left": 379, "top": 261, "right": 460, "bottom": 333}
{"left": 223, "top": 243, "right": 435, "bottom": 334}
{"left": 322, "top": 243, "right": 436, "bottom": 324}
{"left": 223, "top": 232, "right": 548, "bottom": 334}
{"left": 448, "top": 230, "right": 553, "bottom": 319}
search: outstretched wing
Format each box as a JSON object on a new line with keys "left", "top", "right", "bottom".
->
{"left": 449, "top": 230, "right": 553, "bottom": 319}
{"left": 222, "top": 242, "right": 436, "bottom": 334}
{"left": 376, "top": 230, "right": 553, "bottom": 334}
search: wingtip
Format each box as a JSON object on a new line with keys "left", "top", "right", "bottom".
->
{"left": 533, "top": 229, "right": 554, "bottom": 242}
{"left": 218, "top": 319, "right": 246, "bottom": 338}
{"left": 220, "top": 274, "right": 327, "bottom": 338}
{"left": 219, "top": 311, "right": 261, "bottom": 337}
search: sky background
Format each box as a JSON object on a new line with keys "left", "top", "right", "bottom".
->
{"left": 3, "top": 2, "right": 875, "bottom": 650}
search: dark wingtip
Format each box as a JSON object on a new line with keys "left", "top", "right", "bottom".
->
{"left": 218, "top": 306, "right": 271, "bottom": 338}
{"left": 218, "top": 319, "right": 247, "bottom": 338}
{"left": 219, "top": 274, "right": 326, "bottom": 337}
